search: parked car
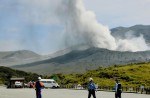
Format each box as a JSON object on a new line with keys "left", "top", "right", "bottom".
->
{"left": 76, "top": 84, "right": 84, "bottom": 89}
{"left": 15, "top": 81, "right": 22, "bottom": 88}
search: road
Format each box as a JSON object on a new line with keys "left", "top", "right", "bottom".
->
{"left": 0, "top": 87, "right": 149, "bottom": 98}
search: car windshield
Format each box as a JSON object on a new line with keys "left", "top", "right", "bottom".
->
{"left": 15, "top": 82, "right": 21, "bottom": 84}
{"left": 47, "top": 81, "right": 52, "bottom": 83}
{"left": 41, "top": 81, "right": 47, "bottom": 83}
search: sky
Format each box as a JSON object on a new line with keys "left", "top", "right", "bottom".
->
{"left": 0, "top": 0, "right": 150, "bottom": 55}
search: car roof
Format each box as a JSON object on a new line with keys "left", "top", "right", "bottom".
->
{"left": 40, "top": 79, "right": 55, "bottom": 81}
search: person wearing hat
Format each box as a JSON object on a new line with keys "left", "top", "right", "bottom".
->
{"left": 87, "top": 78, "right": 97, "bottom": 98}
{"left": 34, "top": 77, "right": 44, "bottom": 98}
{"left": 115, "top": 79, "right": 122, "bottom": 98}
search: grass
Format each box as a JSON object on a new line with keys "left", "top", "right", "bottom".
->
{"left": 49, "top": 62, "right": 150, "bottom": 87}
{"left": 1, "top": 62, "right": 150, "bottom": 87}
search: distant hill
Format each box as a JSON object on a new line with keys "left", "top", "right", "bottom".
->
{"left": 0, "top": 50, "right": 41, "bottom": 67}
{"left": 12, "top": 47, "right": 150, "bottom": 74}
{"left": 111, "top": 25, "right": 150, "bottom": 44}
{"left": 0, "top": 66, "right": 39, "bottom": 85}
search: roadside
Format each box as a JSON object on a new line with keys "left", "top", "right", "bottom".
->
{"left": 0, "top": 87, "right": 149, "bottom": 98}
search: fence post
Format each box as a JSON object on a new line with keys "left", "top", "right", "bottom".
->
{"left": 126, "top": 87, "right": 128, "bottom": 91}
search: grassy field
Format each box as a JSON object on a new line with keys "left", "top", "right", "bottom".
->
{"left": 49, "top": 62, "right": 150, "bottom": 87}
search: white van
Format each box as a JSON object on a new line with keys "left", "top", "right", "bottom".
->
{"left": 40, "top": 79, "right": 60, "bottom": 88}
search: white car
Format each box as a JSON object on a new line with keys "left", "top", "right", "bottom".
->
{"left": 40, "top": 79, "right": 60, "bottom": 88}
{"left": 76, "top": 84, "right": 84, "bottom": 89}
{"left": 15, "top": 81, "right": 22, "bottom": 88}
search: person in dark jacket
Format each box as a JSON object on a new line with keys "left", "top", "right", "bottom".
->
{"left": 34, "top": 77, "right": 44, "bottom": 98}
{"left": 115, "top": 79, "right": 122, "bottom": 98}
{"left": 87, "top": 78, "right": 97, "bottom": 98}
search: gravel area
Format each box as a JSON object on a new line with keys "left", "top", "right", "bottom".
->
{"left": 0, "top": 86, "right": 149, "bottom": 98}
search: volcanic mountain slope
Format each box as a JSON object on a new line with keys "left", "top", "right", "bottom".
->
{"left": 12, "top": 47, "right": 150, "bottom": 74}
{"left": 111, "top": 25, "right": 150, "bottom": 44}
{"left": 3, "top": 25, "right": 150, "bottom": 74}
{"left": 0, "top": 50, "right": 41, "bottom": 67}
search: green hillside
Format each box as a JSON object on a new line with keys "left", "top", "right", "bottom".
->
{"left": 1, "top": 62, "right": 150, "bottom": 88}
{"left": 49, "top": 62, "right": 150, "bottom": 87}
{"left": 0, "top": 66, "right": 40, "bottom": 85}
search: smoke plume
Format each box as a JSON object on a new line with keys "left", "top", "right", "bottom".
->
{"left": 116, "top": 31, "right": 150, "bottom": 51}
{"left": 57, "top": 0, "right": 117, "bottom": 50}
{"left": 57, "top": 0, "right": 150, "bottom": 52}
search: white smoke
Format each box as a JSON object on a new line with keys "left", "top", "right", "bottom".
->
{"left": 57, "top": 0, "right": 117, "bottom": 50}
{"left": 116, "top": 30, "right": 150, "bottom": 51}
{"left": 57, "top": 0, "right": 150, "bottom": 52}
{"left": 116, "top": 34, "right": 150, "bottom": 52}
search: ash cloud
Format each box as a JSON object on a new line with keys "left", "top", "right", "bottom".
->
{"left": 57, "top": 0, "right": 117, "bottom": 50}
{"left": 0, "top": 0, "right": 149, "bottom": 54}
{"left": 116, "top": 31, "right": 150, "bottom": 51}
{"left": 57, "top": 0, "right": 150, "bottom": 52}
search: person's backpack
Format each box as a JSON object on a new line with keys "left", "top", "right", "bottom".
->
{"left": 117, "top": 83, "right": 122, "bottom": 93}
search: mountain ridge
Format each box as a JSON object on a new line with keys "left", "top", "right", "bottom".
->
{"left": 0, "top": 24, "right": 150, "bottom": 74}
{"left": 11, "top": 47, "right": 150, "bottom": 74}
{"left": 111, "top": 25, "right": 150, "bottom": 44}
{"left": 0, "top": 50, "right": 41, "bottom": 67}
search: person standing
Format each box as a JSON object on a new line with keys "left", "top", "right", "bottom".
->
{"left": 115, "top": 79, "right": 122, "bottom": 98}
{"left": 87, "top": 78, "right": 97, "bottom": 98}
{"left": 34, "top": 77, "right": 44, "bottom": 98}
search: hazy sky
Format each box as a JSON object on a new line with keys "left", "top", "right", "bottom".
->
{"left": 0, "top": 0, "right": 150, "bottom": 54}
